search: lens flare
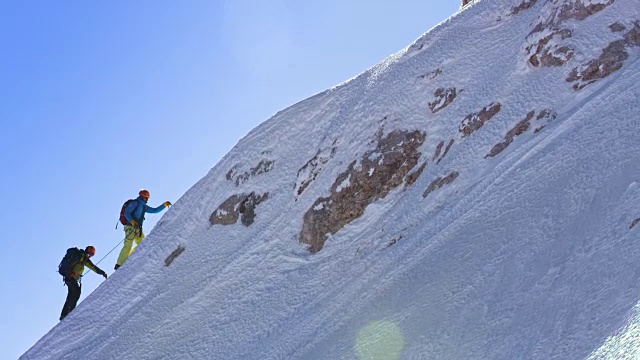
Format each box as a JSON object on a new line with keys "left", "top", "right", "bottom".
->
{"left": 355, "top": 321, "right": 404, "bottom": 360}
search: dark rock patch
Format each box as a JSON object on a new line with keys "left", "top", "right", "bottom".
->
{"left": 631, "top": 218, "right": 640, "bottom": 229}
{"left": 511, "top": 0, "right": 537, "bottom": 15}
{"left": 460, "top": 103, "right": 501, "bottom": 138}
{"left": 164, "top": 245, "right": 185, "bottom": 267}
{"left": 625, "top": 22, "right": 640, "bottom": 46}
{"left": 429, "top": 88, "right": 458, "bottom": 113}
{"left": 226, "top": 160, "right": 274, "bottom": 186}
{"left": 486, "top": 109, "right": 556, "bottom": 158}
{"left": 294, "top": 145, "right": 337, "bottom": 199}
{"left": 534, "top": 109, "right": 557, "bottom": 133}
{"left": 423, "top": 172, "right": 460, "bottom": 198}
{"left": 210, "top": 192, "right": 269, "bottom": 226}
{"left": 437, "top": 139, "right": 455, "bottom": 164}
{"left": 486, "top": 111, "right": 535, "bottom": 158}
{"left": 417, "top": 68, "right": 442, "bottom": 82}
{"left": 529, "top": 0, "right": 615, "bottom": 35}
{"left": 526, "top": 29, "right": 574, "bottom": 67}
{"left": 557, "top": 0, "right": 615, "bottom": 22}
{"left": 462, "top": 0, "right": 475, "bottom": 7}
{"left": 238, "top": 192, "right": 270, "bottom": 226}
{"left": 525, "top": 0, "right": 616, "bottom": 69}
{"left": 433, "top": 141, "right": 444, "bottom": 161}
{"left": 299, "top": 130, "right": 426, "bottom": 253}
{"left": 610, "top": 22, "right": 626, "bottom": 33}
{"left": 386, "top": 234, "right": 404, "bottom": 248}
{"left": 567, "top": 23, "right": 639, "bottom": 90}
{"left": 405, "top": 162, "right": 427, "bottom": 188}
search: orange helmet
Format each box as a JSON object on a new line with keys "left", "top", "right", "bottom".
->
{"left": 139, "top": 189, "right": 150, "bottom": 198}
{"left": 85, "top": 246, "right": 96, "bottom": 257}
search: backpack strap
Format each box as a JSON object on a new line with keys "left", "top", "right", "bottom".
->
{"left": 131, "top": 200, "right": 141, "bottom": 224}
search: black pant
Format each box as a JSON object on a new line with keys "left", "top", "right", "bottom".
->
{"left": 60, "top": 278, "right": 81, "bottom": 320}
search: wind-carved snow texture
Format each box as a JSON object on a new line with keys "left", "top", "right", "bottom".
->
{"left": 486, "top": 109, "right": 556, "bottom": 158}
{"left": 300, "top": 129, "right": 425, "bottom": 253}
{"left": 428, "top": 88, "right": 458, "bottom": 113}
{"left": 294, "top": 143, "right": 338, "bottom": 199}
{"left": 459, "top": 102, "right": 501, "bottom": 137}
{"left": 226, "top": 159, "right": 274, "bottom": 186}
{"left": 586, "top": 303, "right": 640, "bottom": 359}
{"left": 567, "top": 22, "right": 640, "bottom": 90}
{"left": 210, "top": 192, "right": 269, "bottom": 226}
{"left": 20, "top": 1, "right": 640, "bottom": 359}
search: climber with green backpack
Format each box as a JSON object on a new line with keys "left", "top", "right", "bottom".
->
{"left": 115, "top": 189, "right": 171, "bottom": 270}
{"left": 58, "top": 246, "right": 107, "bottom": 320}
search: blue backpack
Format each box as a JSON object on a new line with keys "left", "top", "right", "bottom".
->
{"left": 58, "top": 248, "right": 83, "bottom": 277}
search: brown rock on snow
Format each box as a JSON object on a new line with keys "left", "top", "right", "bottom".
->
{"left": 429, "top": 88, "right": 458, "bottom": 113}
{"left": 226, "top": 160, "right": 274, "bottom": 187}
{"left": 210, "top": 192, "right": 269, "bottom": 226}
{"left": 438, "top": 139, "right": 455, "bottom": 164}
{"left": 511, "top": 0, "right": 537, "bottom": 15}
{"left": 486, "top": 109, "right": 556, "bottom": 158}
{"left": 526, "top": 29, "right": 574, "bottom": 67}
{"left": 460, "top": 103, "right": 501, "bottom": 138}
{"left": 295, "top": 146, "right": 337, "bottom": 198}
{"left": 423, "top": 172, "right": 460, "bottom": 198}
{"left": 567, "top": 23, "right": 639, "bottom": 90}
{"left": 525, "top": 0, "right": 616, "bottom": 69}
{"left": 300, "top": 129, "right": 426, "bottom": 253}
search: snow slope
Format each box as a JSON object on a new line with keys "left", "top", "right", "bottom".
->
{"left": 22, "top": 0, "right": 640, "bottom": 359}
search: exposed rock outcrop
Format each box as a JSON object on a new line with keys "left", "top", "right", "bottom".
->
{"left": 417, "top": 68, "right": 442, "bottom": 82}
{"left": 404, "top": 163, "right": 426, "bottom": 188}
{"left": 429, "top": 88, "right": 458, "bottom": 113}
{"left": 511, "top": 0, "right": 537, "bottom": 15}
{"left": 525, "top": 0, "right": 616, "bottom": 68}
{"left": 610, "top": 22, "right": 626, "bottom": 33}
{"left": 556, "top": 0, "right": 614, "bottom": 21}
{"left": 226, "top": 160, "right": 274, "bottom": 186}
{"left": 164, "top": 245, "right": 185, "bottom": 267}
{"left": 294, "top": 144, "right": 337, "bottom": 199}
{"left": 433, "top": 139, "right": 455, "bottom": 165}
{"left": 630, "top": 217, "right": 640, "bottom": 229}
{"left": 423, "top": 172, "right": 460, "bottom": 198}
{"left": 210, "top": 192, "right": 269, "bottom": 226}
{"left": 486, "top": 109, "right": 556, "bottom": 158}
{"left": 460, "top": 103, "right": 501, "bottom": 138}
{"left": 300, "top": 130, "right": 426, "bottom": 253}
{"left": 567, "top": 22, "right": 640, "bottom": 90}
{"left": 526, "top": 29, "right": 574, "bottom": 67}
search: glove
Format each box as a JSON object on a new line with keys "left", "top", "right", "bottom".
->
{"left": 130, "top": 220, "right": 139, "bottom": 227}
{"left": 164, "top": 201, "right": 172, "bottom": 207}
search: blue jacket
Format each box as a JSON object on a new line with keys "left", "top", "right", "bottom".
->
{"left": 124, "top": 196, "right": 166, "bottom": 225}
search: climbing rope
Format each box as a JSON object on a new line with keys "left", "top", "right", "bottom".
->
{"left": 80, "top": 239, "right": 123, "bottom": 277}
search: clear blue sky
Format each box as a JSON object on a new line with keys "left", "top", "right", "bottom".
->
{"left": 0, "top": 1, "right": 459, "bottom": 358}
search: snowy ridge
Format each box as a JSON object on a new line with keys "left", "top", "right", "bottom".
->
{"left": 22, "top": 0, "right": 640, "bottom": 359}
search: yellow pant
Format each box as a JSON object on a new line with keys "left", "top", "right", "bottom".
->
{"left": 116, "top": 225, "right": 145, "bottom": 266}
